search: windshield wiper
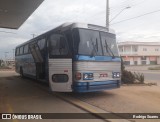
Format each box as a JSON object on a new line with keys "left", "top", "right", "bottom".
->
{"left": 90, "top": 38, "right": 98, "bottom": 57}
{"left": 105, "top": 39, "right": 115, "bottom": 58}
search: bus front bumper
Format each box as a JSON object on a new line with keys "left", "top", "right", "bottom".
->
{"left": 73, "top": 80, "right": 121, "bottom": 92}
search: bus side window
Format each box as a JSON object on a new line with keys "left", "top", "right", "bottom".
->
{"left": 24, "top": 44, "right": 29, "bottom": 54}
{"left": 16, "top": 48, "right": 20, "bottom": 56}
{"left": 20, "top": 46, "right": 24, "bottom": 55}
{"left": 38, "top": 39, "right": 46, "bottom": 50}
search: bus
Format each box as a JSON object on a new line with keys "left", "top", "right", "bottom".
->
{"left": 15, "top": 23, "right": 121, "bottom": 92}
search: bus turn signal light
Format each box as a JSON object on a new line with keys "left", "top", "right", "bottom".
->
{"left": 75, "top": 72, "right": 81, "bottom": 80}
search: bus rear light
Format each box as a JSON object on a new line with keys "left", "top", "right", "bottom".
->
{"left": 75, "top": 72, "right": 81, "bottom": 80}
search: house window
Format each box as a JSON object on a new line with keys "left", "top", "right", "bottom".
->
{"left": 134, "top": 48, "right": 137, "bottom": 52}
{"left": 155, "top": 49, "right": 159, "bottom": 51}
{"left": 141, "top": 56, "right": 147, "bottom": 60}
{"left": 143, "top": 48, "right": 147, "bottom": 51}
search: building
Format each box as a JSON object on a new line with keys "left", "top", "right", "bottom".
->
{"left": 6, "top": 59, "right": 15, "bottom": 67}
{"left": 118, "top": 42, "right": 160, "bottom": 65}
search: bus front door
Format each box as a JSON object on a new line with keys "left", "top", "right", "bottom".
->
{"left": 48, "top": 34, "right": 72, "bottom": 92}
{"left": 29, "top": 43, "right": 45, "bottom": 79}
{"left": 48, "top": 59, "right": 72, "bottom": 92}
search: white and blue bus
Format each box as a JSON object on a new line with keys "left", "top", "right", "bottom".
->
{"left": 15, "top": 23, "right": 121, "bottom": 92}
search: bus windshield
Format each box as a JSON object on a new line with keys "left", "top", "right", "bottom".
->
{"left": 73, "top": 28, "right": 119, "bottom": 57}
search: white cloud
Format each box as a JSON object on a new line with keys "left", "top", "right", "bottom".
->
{"left": 1, "top": 0, "right": 160, "bottom": 58}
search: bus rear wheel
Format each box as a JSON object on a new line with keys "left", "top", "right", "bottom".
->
{"left": 20, "top": 67, "right": 24, "bottom": 78}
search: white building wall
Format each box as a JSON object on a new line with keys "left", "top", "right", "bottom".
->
{"left": 157, "top": 57, "right": 160, "bottom": 64}
{"left": 138, "top": 45, "right": 160, "bottom": 56}
{"left": 118, "top": 42, "right": 160, "bottom": 65}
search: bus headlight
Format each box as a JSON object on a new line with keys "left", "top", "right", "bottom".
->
{"left": 83, "top": 73, "right": 94, "bottom": 80}
{"left": 112, "top": 72, "right": 120, "bottom": 78}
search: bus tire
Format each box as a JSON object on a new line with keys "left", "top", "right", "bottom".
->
{"left": 20, "top": 67, "right": 24, "bottom": 78}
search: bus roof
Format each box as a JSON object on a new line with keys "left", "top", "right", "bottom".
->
{"left": 16, "top": 22, "right": 115, "bottom": 48}
{"left": 54, "top": 22, "right": 115, "bottom": 33}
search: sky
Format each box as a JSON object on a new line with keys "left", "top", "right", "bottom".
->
{"left": 0, "top": 0, "right": 160, "bottom": 59}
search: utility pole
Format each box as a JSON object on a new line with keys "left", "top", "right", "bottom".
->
{"left": 4, "top": 52, "right": 9, "bottom": 66}
{"left": 31, "top": 34, "right": 36, "bottom": 38}
{"left": 106, "top": 0, "right": 109, "bottom": 29}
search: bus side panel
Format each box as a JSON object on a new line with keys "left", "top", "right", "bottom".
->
{"left": 48, "top": 59, "right": 73, "bottom": 92}
{"left": 15, "top": 54, "right": 36, "bottom": 77}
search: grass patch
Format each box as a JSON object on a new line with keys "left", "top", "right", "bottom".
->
{"left": 148, "top": 66, "right": 160, "bottom": 70}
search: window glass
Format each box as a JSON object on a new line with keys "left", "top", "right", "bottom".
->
{"left": 141, "top": 56, "right": 147, "bottom": 60}
{"left": 19, "top": 46, "right": 24, "bottom": 55}
{"left": 73, "top": 29, "right": 102, "bottom": 56}
{"left": 16, "top": 48, "right": 20, "bottom": 56}
{"left": 100, "top": 32, "right": 119, "bottom": 56}
{"left": 143, "top": 48, "right": 147, "bottom": 51}
{"left": 38, "top": 39, "right": 46, "bottom": 50}
{"left": 49, "top": 34, "right": 68, "bottom": 56}
{"left": 24, "top": 44, "right": 29, "bottom": 54}
{"left": 155, "top": 48, "right": 159, "bottom": 51}
{"left": 59, "top": 36, "right": 68, "bottom": 55}
{"left": 73, "top": 29, "right": 119, "bottom": 57}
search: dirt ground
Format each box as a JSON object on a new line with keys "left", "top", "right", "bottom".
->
{"left": 1, "top": 71, "right": 160, "bottom": 122}
{"left": 74, "top": 86, "right": 160, "bottom": 113}
{"left": 73, "top": 86, "right": 160, "bottom": 122}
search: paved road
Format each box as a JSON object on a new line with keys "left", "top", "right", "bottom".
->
{"left": 125, "top": 66, "right": 160, "bottom": 85}
{"left": 140, "top": 71, "right": 160, "bottom": 83}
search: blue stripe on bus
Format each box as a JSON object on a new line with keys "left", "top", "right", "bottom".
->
{"left": 74, "top": 55, "right": 121, "bottom": 62}
{"left": 73, "top": 80, "right": 121, "bottom": 92}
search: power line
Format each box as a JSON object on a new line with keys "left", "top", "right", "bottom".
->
{"left": 110, "top": 0, "right": 130, "bottom": 9}
{"left": 111, "top": 9, "right": 160, "bottom": 25}
{"left": 109, "top": 6, "right": 131, "bottom": 23}
{"left": 110, "top": 0, "right": 147, "bottom": 12}
{"left": 130, "top": 0, "right": 147, "bottom": 7}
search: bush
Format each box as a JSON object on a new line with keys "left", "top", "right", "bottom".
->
{"left": 121, "top": 58, "right": 145, "bottom": 84}
{"left": 134, "top": 72, "right": 144, "bottom": 84}
{"left": 121, "top": 70, "right": 135, "bottom": 84}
